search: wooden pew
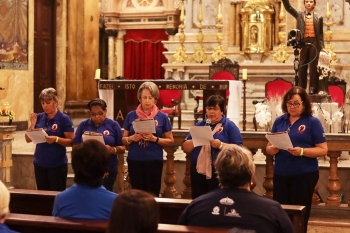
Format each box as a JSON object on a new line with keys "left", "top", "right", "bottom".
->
{"left": 5, "top": 213, "right": 230, "bottom": 233}
{"left": 9, "top": 189, "right": 306, "bottom": 233}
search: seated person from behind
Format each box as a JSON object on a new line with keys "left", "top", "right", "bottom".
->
{"left": 52, "top": 140, "right": 117, "bottom": 220}
{"left": 0, "top": 181, "right": 19, "bottom": 233}
{"left": 178, "top": 144, "right": 294, "bottom": 233}
{"left": 107, "top": 189, "right": 159, "bottom": 233}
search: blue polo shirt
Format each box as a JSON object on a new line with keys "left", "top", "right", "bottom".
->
{"left": 271, "top": 114, "right": 326, "bottom": 176}
{"left": 73, "top": 118, "right": 123, "bottom": 170}
{"left": 52, "top": 184, "right": 117, "bottom": 220}
{"left": 123, "top": 110, "right": 172, "bottom": 161}
{"left": 34, "top": 110, "right": 74, "bottom": 168}
{"left": 184, "top": 115, "right": 243, "bottom": 164}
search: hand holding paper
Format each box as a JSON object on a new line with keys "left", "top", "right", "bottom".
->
{"left": 25, "top": 128, "right": 48, "bottom": 144}
{"left": 189, "top": 126, "right": 214, "bottom": 147}
{"left": 265, "top": 131, "right": 293, "bottom": 150}
{"left": 132, "top": 119, "right": 156, "bottom": 133}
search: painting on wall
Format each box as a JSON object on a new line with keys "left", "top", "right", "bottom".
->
{"left": 0, "top": 0, "right": 28, "bottom": 70}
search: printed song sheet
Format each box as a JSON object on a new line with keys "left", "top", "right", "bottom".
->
{"left": 189, "top": 126, "right": 213, "bottom": 147}
{"left": 132, "top": 119, "right": 156, "bottom": 133}
{"left": 82, "top": 132, "right": 105, "bottom": 144}
{"left": 265, "top": 131, "right": 293, "bottom": 150}
{"left": 25, "top": 128, "right": 48, "bottom": 144}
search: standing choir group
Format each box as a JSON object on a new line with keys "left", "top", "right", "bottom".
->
{"left": 0, "top": 0, "right": 329, "bottom": 232}
{"left": 0, "top": 79, "right": 328, "bottom": 233}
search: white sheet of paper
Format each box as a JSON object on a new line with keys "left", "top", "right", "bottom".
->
{"left": 25, "top": 128, "right": 49, "bottom": 144}
{"left": 132, "top": 119, "right": 156, "bottom": 133}
{"left": 82, "top": 134, "right": 105, "bottom": 145}
{"left": 189, "top": 126, "right": 214, "bottom": 147}
{"left": 265, "top": 132, "right": 293, "bottom": 150}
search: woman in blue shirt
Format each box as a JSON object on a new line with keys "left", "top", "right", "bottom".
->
{"left": 122, "top": 81, "right": 174, "bottom": 197}
{"left": 182, "top": 95, "right": 243, "bottom": 199}
{"left": 73, "top": 98, "right": 125, "bottom": 191}
{"left": 266, "top": 86, "right": 328, "bottom": 232}
{"left": 25, "top": 88, "right": 74, "bottom": 191}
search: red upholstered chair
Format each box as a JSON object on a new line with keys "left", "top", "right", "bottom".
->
{"left": 265, "top": 77, "right": 293, "bottom": 101}
{"left": 253, "top": 77, "right": 293, "bottom": 131}
{"left": 328, "top": 85, "right": 345, "bottom": 107}
{"left": 159, "top": 89, "right": 182, "bottom": 129}
{"left": 193, "top": 58, "right": 239, "bottom": 123}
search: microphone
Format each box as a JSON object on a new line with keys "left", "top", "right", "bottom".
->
{"left": 205, "top": 118, "right": 211, "bottom": 126}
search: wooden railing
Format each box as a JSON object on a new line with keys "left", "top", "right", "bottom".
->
{"left": 162, "top": 131, "right": 350, "bottom": 207}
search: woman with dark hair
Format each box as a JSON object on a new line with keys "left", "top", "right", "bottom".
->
{"left": 73, "top": 98, "right": 125, "bottom": 191}
{"left": 25, "top": 87, "right": 74, "bottom": 191}
{"left": 107, "top": 189, "right": 158, "bottom": 233}
{"left": 52, "top": 140, "right": 117, "bottom": 219}
{"left": 266, "top": 86, "right": 328, "bottom": 232}
{"left": 122, "top": 81, "right": 174, "bottom": 197}
{"left": 182, "top": 95, "right": 243, "bottom": 199}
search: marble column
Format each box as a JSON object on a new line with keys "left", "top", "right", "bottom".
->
{"left": 106, "top": 30, "right": 118, "bottom": 80}
{"left": 115, "top": 30, "right": 126, "bottom": 78}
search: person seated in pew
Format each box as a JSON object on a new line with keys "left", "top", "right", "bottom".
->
{"left": 0, "top": 181, "right": 19, "bottom": 233}
{"left": 107, "top": 189, "right": 158, "bottom": 233}
{"left": 178, "top": 144, "right": 294, "bottom": 233}
{"left": 52, "top": 140, "right": 117, "bottom": 220}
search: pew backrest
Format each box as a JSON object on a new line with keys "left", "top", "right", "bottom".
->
{"left": 5, "top": 213, "right": 230, "bottom": 233}
{"left": 9, "top": 189, "right": 305, "bottom": 233}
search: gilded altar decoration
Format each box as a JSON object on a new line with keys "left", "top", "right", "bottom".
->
{"left": 240, "top": 0, "right": 274, "bottom": 60}
{"left": 324, "top": 0, "right": 337, "bottom": 63}
{"left": 173, "top": 0, "right": 188, "bottom": 63}
{"left": 211, "top": 0, "right": 225, "bottom": 62}
{"left": 273, "top": 43, "right": 290, "bottom": 63}
{"left": 274, "top": 3, "right": 289, "bottom": 63}
{"left": 192, "top": 0, "right": 207, "bottom": 63}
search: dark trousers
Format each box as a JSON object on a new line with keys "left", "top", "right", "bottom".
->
{"left": 273, "top": 170, "right": 319, "bottom": 233}
{"left": 34, "top": 164, "right": 68, "bottom": 191}
{"left": 190, "top": 163, "right": 219, "bottom": 199}
{"left": 299, "top": 37, "right": 320, "bottom": 92}
{"left": 127, "top": 159, "right": 163, "bottom": 197}
{"left": 103, "top": 168, "right": 117, "bottom": 192}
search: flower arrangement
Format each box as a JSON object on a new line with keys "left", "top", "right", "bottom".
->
{"left": 254, "top": 102, "right": 272, "bottom": 130}
{"left": 254, "top": 97, "right": 284, "bottom": 131}
{"left": 0, "top": 102, "right": 15, "bottom": 124}
{"left": 313, "top": 103, "right": 343, "bottom": 126}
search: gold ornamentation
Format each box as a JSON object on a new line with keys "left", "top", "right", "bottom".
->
{"left": 211, "top": 45, "right": 225, "bottom": 63}
{"left": 273, "top": 44, "right": 290, "bottom": 63}
{"left": 173, "top": 45, "right": 187, "bottom": 63}
{"left": 192, "top": 45, "right": 207, "bottom": 63}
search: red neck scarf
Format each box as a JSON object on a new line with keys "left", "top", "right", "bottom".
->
{"left": 136, "top": 104, "right": 159, "bottom": 119}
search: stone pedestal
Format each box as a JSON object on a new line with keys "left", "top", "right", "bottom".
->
{"left": 0, "top": 125, "right": 17, "bottom": 185}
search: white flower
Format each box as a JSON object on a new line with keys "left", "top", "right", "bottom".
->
{"left": 312, "top": 105, "right": 319, "bottom": 117}
{"left": 255, "top": 103, "right": 271, "bottom": 127}
{"left": 332, "top": 111, "right": 343, "bottom": 123}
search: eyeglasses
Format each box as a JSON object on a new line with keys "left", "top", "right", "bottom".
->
{"left": 90, "top": 112, "right": 104, "bottom": 117}
{"left": 286, "top": 101, "right": 303, "bottom": 108}
{"left": 206, "top": 107, "right": 221, "bottom": 111}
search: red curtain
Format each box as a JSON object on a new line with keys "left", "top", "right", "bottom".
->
{"left": 124, "top": 29, "right": 168, "bottom": 80}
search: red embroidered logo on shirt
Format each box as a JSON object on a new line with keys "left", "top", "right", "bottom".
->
{"left": 215, "top": 127, "right": 223, "bottom": 134}
{"left": 103, "top": 130, "right": 110, "bottom": 136}
{"left": 298, "top": 125, "right": 306, "bottom": 134}
{"left": 52, "top": 124, "right": 58, "bottom": 132}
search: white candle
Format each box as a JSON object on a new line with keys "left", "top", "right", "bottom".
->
{"left": 95, "top": 69, "right": 101, "bottom": 79}
{"left": 242, "top": 69, "right": 247, "bottom": 80}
